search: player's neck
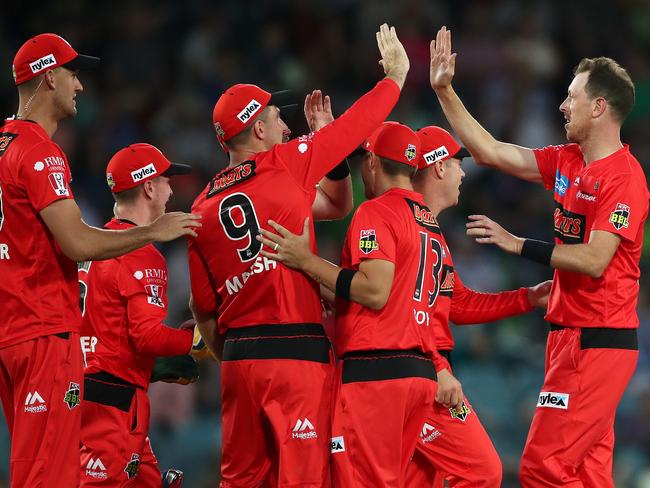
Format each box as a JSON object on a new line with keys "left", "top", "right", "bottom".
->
{"left": 113, "top": 204, "right": 154, "bottom": 227}
{"left": 579, "top": 126, "right": 623, "bottom": 165}
{"left": 227, "top": 142, "right": 267, "bottom": 168}
{"left": 375, "top": 174, "right": 413, "bottom": 197}
{"left": 16, "top": 102, "right": 58, "bottom": 138}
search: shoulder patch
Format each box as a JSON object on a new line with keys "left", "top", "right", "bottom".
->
{"left": 609, "top": 203, "right": 630, "bottom": 230}
{"left": 0, "top": 132, "right": 18, "bottom": 157}
{"left": 359, "top": 229, "right": 379, "bottom": 254}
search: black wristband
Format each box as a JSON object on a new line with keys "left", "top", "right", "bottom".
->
{"left": 335, "top": 268, "right": 357, "bottom": 300}
{"left": 520, "top": 239, "right": 555, "bottom": 266}
{"left": 325, "top": 159, "right": 351, "bottom": 181}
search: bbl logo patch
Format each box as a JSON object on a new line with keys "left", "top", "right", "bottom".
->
{"left": 124, "top": 453, "right": 141, "bottom": 479}
{"left": 609, "top": 203, "right": 630, "bottom": 230}
{"left": 449, "top": 400, "right": 471, "bottom": 422}
{"left": 63, "top": 382, "right": 81, "bottom": 410}
{"left": 145, "top": 284, "right": 165, "bottom": 308}
{"left": 359, "top": 229, "right": 379, "bottom": 254}
{"left": 405, "top": 144, "right": 417, "bottom": 162}
{"left": 106, "top": 172, "right": 115, "bottom": 190}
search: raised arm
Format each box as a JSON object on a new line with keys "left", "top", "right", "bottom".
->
{"left": 40, "top": 199, "right": 201, "bottom": 261}
{"left": 430, "top": 26, "right": 542, "bottom": 183}
{"left": 304, "top": 90, "right": 354, "bottom": 221}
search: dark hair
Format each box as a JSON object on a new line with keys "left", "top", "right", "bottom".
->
{"left": 379, "top": 157, "right": 417, "bottom": 178}
{"left": 112, "top": 185, "right": 142, "bottom": 205}
{"left": 574, "top": 57, "right": 635, "bottom": 123}
{"left": 225, "top": 106, "right": 271, "bottom": 149}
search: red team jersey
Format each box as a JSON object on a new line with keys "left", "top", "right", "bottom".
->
{"left": 335, "top": 188, "right": 441, "bottom": 357}
{"left": 535, "top": 144, "right": 649, "bottom": 328}
{"left": 0, "top": 119, "right": 80, "bottom": 348}
{"left": 188, "top": 78, "right": 400, "bottom": 331}
{"left": 79, "top": 219, "right": 192, "bottom": 388}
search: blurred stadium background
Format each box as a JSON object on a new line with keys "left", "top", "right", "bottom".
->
{"left": 1, "top": 0, "right": 649, "bottom": 486}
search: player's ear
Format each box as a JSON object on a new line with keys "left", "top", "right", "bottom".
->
{"left": 432, "top": 160, "right": 445, "bottom": 180}
{"left": 252, "top": 119, "right": 265, "bottom": 141}
{"left": 593, "top": 97, "right": 607, "bottom": 118}
{"left": 142, "top": 180, "right": 155, "bottom": 200}
{"left": 43, "top": 71, "right": 56, "bottom": 90}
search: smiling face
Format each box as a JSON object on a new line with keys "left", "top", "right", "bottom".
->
{"left": 441, "top": 157, "right": 465, "bottom": 206}
{"left": 559, "top": 72, "right": 594, "bottom": 143}
{"left": 150, "top": 176, "right": 173, "bottom": 218}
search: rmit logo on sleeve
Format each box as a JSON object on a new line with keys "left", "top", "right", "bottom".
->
{"left": 537, "top": 391, "right": 569, "bottom": 409}
{"left": 237, "top": 99, "right": 262, "bottom": 123}
{"left": 130, "top": 163, "right": 157, "bottom": 182}
{"left": 29, "top": 54, "right": 57, "bottom": 74}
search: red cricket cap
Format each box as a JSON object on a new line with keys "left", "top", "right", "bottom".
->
{"left": 416, "top": 126, "right": 470, "bottom": 170}
{"left": 12, "top": 33, "right": 99, "bottom": 85}
{"left": 106, "top": 143, "right": 192, "bottom": 193}
{"left": 363, "top": 121, "right": 421, "bottom": 167}
{"left": 212, "top": 83, "right": 294, "bottom": 151}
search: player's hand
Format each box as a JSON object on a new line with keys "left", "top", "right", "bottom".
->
{"left": 179, "top": 319, "right": 215, "bottom": 361}
{"left": 257, "top": 218, "right": 313, "bottom": 270}
{"left": 435, "top": 368, "right": 464, "bottom": 410}
{"left": 304, "top": 90, "right": 334, "bottom": 132}
{"left": 148, "top": 212, "right": 202, "bottom": 241}
{"left": 150, "top": 355, "right": 199, "bottom": 385}
{"left": 376, "top": 23, "right": 410, "bottom": 90}
{"left": 466, "top": 215, "right": 524, "bottom": 255}
{"left": 528, "top": 280, "right": 552, "bottom": 308}
{"left": 430, "top": 26, "right": 457, "bottom": 91}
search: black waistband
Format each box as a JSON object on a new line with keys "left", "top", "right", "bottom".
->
{"left": 54, "top": 332, "right": 70, "bottom": 340}
{"left": 84, "top": 372, "right": 138, "bottom": 412}
{"left": 342, "top": 349, "right": 437, "bottom": 384}
{"left": 223, "top": 323, "right": 331, "bottom": 363}
{"left": 549, "top": 324, "right": 638, "bottom": 350}
{"left": 438, "top": 349, "right": 453, "bottom": 368}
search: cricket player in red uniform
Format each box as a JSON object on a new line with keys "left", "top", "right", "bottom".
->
{"left": 0, "top": 34, "right": 200, "bottom": 488}
{"left": 430, "top": 26, "right": 649, "bottom": 487}
{"left": 406, "top": 126, "right": 552, "bottom": 487}
{"left": 78, "top": 143, "right": 199, "bottom": 487}
{"left": 258, "top": 121, "right": 466, "bottom": 488}
{"left": 188, "top": 24, "right": 409, "bottom": 488}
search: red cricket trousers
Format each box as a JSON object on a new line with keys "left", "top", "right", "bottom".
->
{"left": 219, "top": 323, "right": 334, "bottom": 488}
{"left": 405, "top": 386, "right": 501, "bottom": 487}
{"left": 520, "top": 325, "right": 638, "bottom": 487}
{"left": 80, "top": 372, "right": 160, "bottom": 487}
{"left": 0, "top": 332, "right": 83, "bottom": 488}
{"left": 330, "top": 349, "right": 438, "bottom": 488}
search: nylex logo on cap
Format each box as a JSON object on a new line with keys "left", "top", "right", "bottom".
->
{"left": 106, "top": 143, "right": 192, "bottom": 193}
{"left": 416, "top": 126, "right": 470, "bottom": 170}
{"left": 12, "top": 33, "right": 100, "bottom": 85}
{"left": 212, "top": 84, "right": 295, "bottom": 152}
{"left": 363, "top": 121, "right": 421, "bottom": 167}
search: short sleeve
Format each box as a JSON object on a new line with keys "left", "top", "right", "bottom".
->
{"left": 188, "top": 239, "right": 219, "bottom": 315}
{"left": 534, "top": 145, "right": 563, "bottom": 191}
{"left": 346, "top": 203, "right": 397, "bottom": 267}
{"left": 20, "top": 142, "right": 74, "bottom": 211}
{"left": 591, "top": 173, "right": 649, "bottom": 242}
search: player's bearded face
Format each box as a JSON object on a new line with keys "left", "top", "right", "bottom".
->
{"left": 444, "top": 158, "right": 465, "bottom": 205}
{"left": 560, "top": 73, "right": 591, "bottom": 143}
{"left": 152, "top": 177, "right": 173, "bottom": 217}
{"left": 53, "top": 67, "right": 83, "bottom": 119}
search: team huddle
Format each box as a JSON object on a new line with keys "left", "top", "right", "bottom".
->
{"left": 0, "top": 22, "right": 647, "bottom": 488}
